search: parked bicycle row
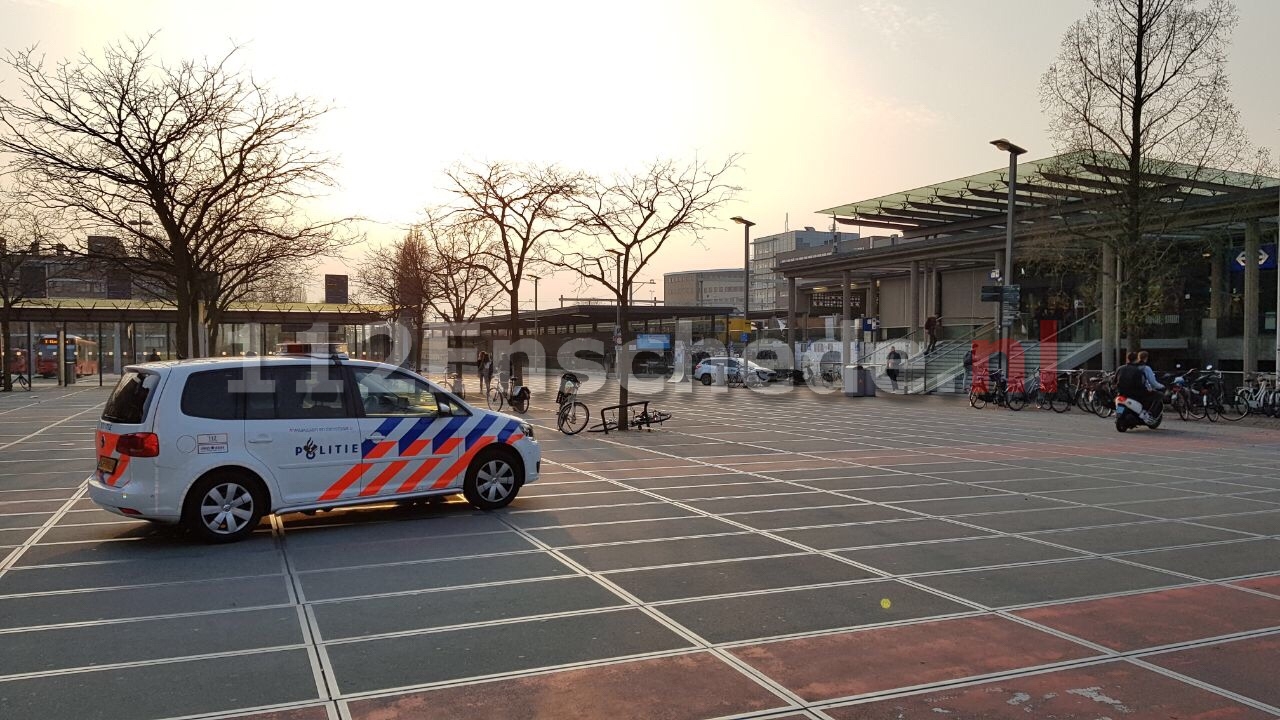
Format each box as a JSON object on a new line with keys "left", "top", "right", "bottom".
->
{"left": 968, "top": 364, "right": 1278, "bottom": 423}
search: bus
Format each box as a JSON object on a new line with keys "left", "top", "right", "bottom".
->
{"left": 36, "top": 335, "right": 99, "bottom": 378}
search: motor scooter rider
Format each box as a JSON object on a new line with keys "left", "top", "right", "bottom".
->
{"left": 1137, "top": 350, "right": 1165, "bottom": 400}
{"left": 1116, "top": 351, "right": 1162, "bottom": 412}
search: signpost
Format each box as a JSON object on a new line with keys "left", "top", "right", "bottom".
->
{"left": 981, "top": 285, "right": 1020, "bottom": 327}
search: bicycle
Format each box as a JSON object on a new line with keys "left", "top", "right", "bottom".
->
{"left": 555, "top": 373, "right": 589, "bottom": 435}
{"left": 6, "top": 373, "right": 31, "bottom": 391}
{"left": 486, "top": 372, "right": 530, "bottom": 414}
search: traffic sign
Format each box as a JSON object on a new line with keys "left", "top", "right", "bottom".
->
{"left": 981, "top": 285, "right": 1021, "bottom": 303}
{"left": 980, "top": 285, "right": 1001, "bottom": 302}
{"left": 739, "top": 332, "right": 750, "bottom": 343}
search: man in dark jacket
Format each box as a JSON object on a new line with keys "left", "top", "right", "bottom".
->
{"left": 1116, "top": 351, "right": 1158, "bottom": 411}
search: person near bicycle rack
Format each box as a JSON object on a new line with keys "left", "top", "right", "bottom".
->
{"left": 1117, "top": 351, "right": 1162, "bottom": 412}
{"left": 477, "top": 350, "right": 494, "bottom": 396}
{"left": 886, "top": 346, "right": 903, "bottom": 391}
{"left": 962, "top": 342, "right": 976, "bottom": 391}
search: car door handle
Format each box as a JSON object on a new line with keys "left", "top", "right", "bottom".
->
{"left": 247, "top": 434, "right": 273, "bottom": 444}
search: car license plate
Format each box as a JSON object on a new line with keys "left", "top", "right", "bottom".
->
{"left": 97, "top": 456, "right": 117, "bottom": 474}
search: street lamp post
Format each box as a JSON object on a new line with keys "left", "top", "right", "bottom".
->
{"left": 731, "top": 216, "right": 756, "bottom": 354}
{"left": 990, "top": 139, "right": 1026, "bottom": 377}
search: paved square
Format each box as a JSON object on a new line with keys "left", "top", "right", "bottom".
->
{"left": 2, "top": 381, "right": 1279, "bottom": 719}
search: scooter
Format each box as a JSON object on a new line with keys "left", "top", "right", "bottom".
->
{"left": 1115, "top": 393, "right": 1163, "bottom": 432}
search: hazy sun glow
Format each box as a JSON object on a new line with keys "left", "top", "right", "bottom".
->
{"left": 2, "top": 0, "right": 1276, "bottom": 305}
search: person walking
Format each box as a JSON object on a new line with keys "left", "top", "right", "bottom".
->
{"left": 962, "top": 342, "right": 976, "bottom": 391}
{"left": 477, "top": 350, "right": 494, "bottom": 396}
{"left": 924, "top": 315, "right": 940, "bottom": 354}
{"left": 886, "top": 346, "right": 903, "bottom": 391}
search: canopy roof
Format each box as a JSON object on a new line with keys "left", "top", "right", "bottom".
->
{"left": 818, "top": 151, "right": 1279, "bottom": 240}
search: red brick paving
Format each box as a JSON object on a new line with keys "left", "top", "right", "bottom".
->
{"left": 1232, "top": 574, "right": 1280, "bottom": 596}
{"left": 1147, "top": 634, "right": 1280, "bottom": 709}
{"left": 344, "top": 652, "right": 787, "bottom": 720}
{"left": 824, "top": 661, "right": 1273, "bottom": 719}
{"left": 731, "top": 615, "right": 1097, "bottom": 702}
{"left": 1016, "top": 584, "right": 1280, "bottom": 651}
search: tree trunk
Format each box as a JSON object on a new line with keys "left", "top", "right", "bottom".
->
{"left": 617, "top": 297, "right": 629, "bottom": 431}
{"left": 413, "top": 312, "right": 425, "bottom": 372}
{"left": 0, "top": 310, "right": 11, "bottom": 392}
{"left": 173, "top": 249, "right": 193, "bottom": 359}
{"left": 508, "top": 288, "right": 522, "bottom": 384}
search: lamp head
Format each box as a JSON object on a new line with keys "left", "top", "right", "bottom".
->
{"left": 730, "top": 216, "right": 756, "bottom": 227}
{"left": 990, "top": 139, "right": 1027, "bottom": 155}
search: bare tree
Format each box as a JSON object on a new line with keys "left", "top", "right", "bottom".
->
{"left": 420, "top": 214, "right": 502, "bottom": 376}
{"left": 0, "top": 37, "right": 347, "bottom": 358}
{"left": 352, "top": 227, "right": 434, "bottom": 371}
{"left": 1039, "top": 0, "right": 1271, "bottom": 353}
{"left": 550, "top": 157, "right": 741, "bottom": 421}
{"left": 445, "top": 161, "right": 584, "bottom": 382}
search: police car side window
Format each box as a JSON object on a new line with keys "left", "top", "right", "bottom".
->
{"left": 245, "top": 364, "right": 352, "bottom": 420}
{"left": 181, "top": 369, "right": 242, "bottom": 419}
{"left": 352, "top": 368, "right": 440, "bottom": 417}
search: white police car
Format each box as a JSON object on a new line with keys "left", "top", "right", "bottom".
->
{"left": 89, "top": 349, "right": 539, "bottom": 542}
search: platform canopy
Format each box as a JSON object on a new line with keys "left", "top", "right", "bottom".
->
{"left": 817, "top": 151, "right": 1279, "bottom": 241}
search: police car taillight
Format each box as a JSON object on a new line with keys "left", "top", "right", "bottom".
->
{"left": 117, "top": 433, "right": 160, "bottom": 457}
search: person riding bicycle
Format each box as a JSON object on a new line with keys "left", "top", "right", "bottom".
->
{"left": 1116, "top": 351, "right": 1163, "bottom": 412}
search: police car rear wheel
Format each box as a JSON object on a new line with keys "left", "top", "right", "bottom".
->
{"left": 184, "top": 472, "right": 265, "bottom": 543}
{"left": 464, "top": 450, "right": 522, "bottom": 510}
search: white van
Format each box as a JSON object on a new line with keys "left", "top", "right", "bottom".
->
{"left": 89, "top": 354, "right": 539, "bottom": 542}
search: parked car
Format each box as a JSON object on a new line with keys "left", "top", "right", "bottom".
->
{"left": 89, "top": 349, "right": 539, "bottom": 542}
{"left": 693, "top": 357, "right": 777, "bottom": 385}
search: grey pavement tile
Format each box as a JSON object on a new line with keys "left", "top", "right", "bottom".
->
{"left": 688, "top": 493, "right": 865, "bottom": 515}
{"left": 1157, "top": 479, "right": 1275, "bottom": 495}
{"left": 286, "top": 530, "right": 534, "bottom": 572}
{"left": 976, "top": 476, "right": 1133, "bottom": 493}
{"left": 0, "top": 499, "right": 70, "bottom": 514}
{"left": 0, "top": 649, "right": 317, "bottom": 720}
{"left": 0, "top": 575, "right": 292, "bottom": 628}
{"left": 839, "top": 536, "right": 1084, "bottom": 575}
{"left": 843, "top": 483, "right": 1010, "bottom": 503}
{"left": 508, "top": 490, "right": 653, "bottom": 510}
{"left": 15, "top": 534, "right": 278, "bottom": 567}
{"left": 925, "top": 468, "right": 1073, "bottom": 482}
{"left": 562, "top": 534, "right": 798, "bottom": 571}
{"left": 1191, "top": 511, "right": 1280, "bottom": 536}
{"left": 0, "top": 606, "right": 302, "bottom": 675}
{"left": 325, "top": 608, "right": 691, "bottom": 694}
{"left": 888, "top": 462, "right": 1011, "bottom": 474}
{"left": 0, "top": 527, "right": 36, "bottom": 546}
{"left": 1109, "top": 496, "right": 1280, "bottom": 519}
{"left": 1122, "top": 539, "right": 1280, "bottom": 580}
{"left": 620, "top": 473, "right": 763, "bottom": 489}
{"left": 299, "top": 551, "right": 575, "bottom": 601}
{"left": 761, "top": 467, "right": 895, "bottom": 481}
{"left": 659, "top": 580, "right": 971, "bottom": 643}
{"left": 0, "top": 489, "right": 79, "bottom": 503}
{"left": 0, "top": 512, "right": 50, "bottom": 529}
{"left": 526, "top": 516, "right": 738, "bottom": 547}
{"left": 518, "top": 480, "right": 621, "bottom": 496}
{"left": 0, "top": 550, "right": 283, "bottom": 594}
{"left": 502, "top": 503, "right": 696, "bottom": 529}
{"left": 1034, "top": 521, "right": 1252, "bottom": 553}
{"left": 888, "top": 494, "right": 1072, "bottom": 516}
{"left": 313, "top": 576, "right": 624, "bottom": 640}
{"left": 726, "top": 504, "right": 920, "bottom": 530}
{"left": 914, "top": 558, "right": 1186, "bottom": 608}
{"left": 280, "top": 512, "right": 508, "bottom": 543}
{"left": 775, "top": 518, "right": 993, "bottom": 550}
{"left": 1037, "top": 485, "right": 1209, "bottom": 506}
{"left": 35, "top": 522, "right": 181, "bottom": 544}
{"left": 605, "top": 554, "right": 877, "bottom": 602}
{"left": 960, "top": 506, "right": 1151, "bottom": 533}
{"left": 650, "top": 482, "right": 803, "bottom": 501}
{"left": 795, "top": 474, "right": 949, "bottom": 491}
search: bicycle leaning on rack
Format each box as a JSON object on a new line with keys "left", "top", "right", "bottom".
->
{"left": 6, "top": 373, "right": 31, "bottom": 391}
{"left": 555, "top": 372, "right": 589, "bottom": 435}
{"left": 486, "top": 371, "right": 530, "bottom": 414}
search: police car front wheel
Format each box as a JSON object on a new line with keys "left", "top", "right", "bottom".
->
{"left": 464, "top": 449, "right": 522, "bottom": 510}
{"left": 183, "top": 471, "right": 266, "bottom": 543}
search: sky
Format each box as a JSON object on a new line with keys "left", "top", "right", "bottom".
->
{"left": 2, "top": 0, "right": 1278, "bottom": 308}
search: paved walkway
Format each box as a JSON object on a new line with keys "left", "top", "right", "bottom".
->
{"left": 1, "top": 381, "right": 1279, "bottom": 719}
